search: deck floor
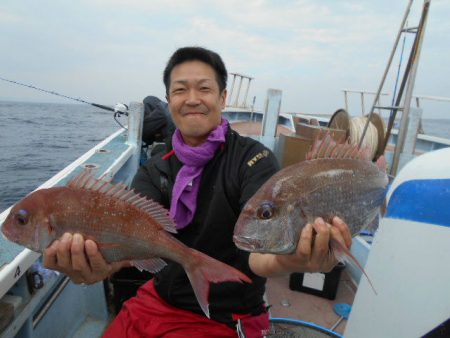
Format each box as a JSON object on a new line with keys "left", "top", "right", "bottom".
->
{"left": 265, "top": 271, "right": 356, "bottom": 335}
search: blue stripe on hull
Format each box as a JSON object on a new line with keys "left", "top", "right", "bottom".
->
{"left": 386, "top": 179, "right": 450, "bottom": 227}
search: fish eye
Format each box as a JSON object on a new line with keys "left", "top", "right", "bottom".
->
{"left": 257, "top": 202, "right": 274, "bottom": 220}
{"left": 15, "top": 209, "right": 29, "bottom": 226}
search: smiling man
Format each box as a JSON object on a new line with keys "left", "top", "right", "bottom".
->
{"left": 43, "top": 46, "right": 351, "bottom": 338}
{"left": 166, "top": 59, "right": 226, "bottom": 146}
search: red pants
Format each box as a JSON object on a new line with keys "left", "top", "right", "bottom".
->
{"left": 102, "top": 280, "right": 269, "bottom": 338}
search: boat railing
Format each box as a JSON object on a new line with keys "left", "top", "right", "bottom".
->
{"left": 0, "top": 103, "right": 145, "bottom": 338}
{"left": 226, "top": 72, "right": 254, "bottom": 109}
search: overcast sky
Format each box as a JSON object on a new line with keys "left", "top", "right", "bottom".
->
{"left": 1, "top": 0, "right": 449, "bottom": 118}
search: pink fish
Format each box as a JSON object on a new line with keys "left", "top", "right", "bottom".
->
{"left": 2, "top": 170, "right": 251, "bottom": 317}
{"left": 234, "top": 134, "right": 388, "bottom": 292}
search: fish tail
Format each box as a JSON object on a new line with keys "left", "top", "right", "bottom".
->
{"left": 330, "top": 238, "right": 378, "bottom": 295}
{"left": 184, "top": 250, "right": 252, "bottom": 318}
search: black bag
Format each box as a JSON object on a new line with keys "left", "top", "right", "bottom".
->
{"left": 142, "top": 96, "right": 175, "bottom": 145}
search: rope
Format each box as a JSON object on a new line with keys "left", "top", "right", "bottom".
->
{"left": 348, "top": 116, "right": 379, "bottom": 160}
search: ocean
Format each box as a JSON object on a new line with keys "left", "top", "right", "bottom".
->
{"left": 1, "top": 100, "right": 450, "bottom": 212}
{"left": 0, "top": 101, "right": 119, "bottom": 211}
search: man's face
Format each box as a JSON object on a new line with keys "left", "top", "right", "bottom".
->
{"left": 167, "top": 60, "right": 227, "bottom": 146}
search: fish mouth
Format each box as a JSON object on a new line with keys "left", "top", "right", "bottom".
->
{"left": 1, "top": 225, "right": 12, "bottom": 241}
{"left": 1, "top": 230, "right": 9, "bottom": 241}
{"left": 233, "top": 234, "right": 297, "bottom": 254}
{"left": 233, "top": 235, "right": 264, "bottom": 252}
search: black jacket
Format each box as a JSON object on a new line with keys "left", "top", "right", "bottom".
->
{"left": 131, "top": 128, "right": 279, "bottom": 326}
{"left": 142, "top": 96, "right": 175, "bottom": 145}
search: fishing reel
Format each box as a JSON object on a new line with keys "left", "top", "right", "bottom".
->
{"left": 113, "top": 103, "right": 129, "bottom": 129}
{"left": 114, "top": 103, "right": 129, "bottom": 116}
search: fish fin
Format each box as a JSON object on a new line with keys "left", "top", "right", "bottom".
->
{"left": 184, "top": 250, "right": 252, "bottom": 318}
{"left": 135, "top": 200, "right": 177, "bottom": 233}
{"left": 307, "top": 130, "right": 325, "bottom": 159}
{"left": 375, "top": 155, "right": 387, "bottom": 172}
{"left": 306, "top": 132, "right": 372, "bottom": 161}
{"left": 316, "top": 132, "right": 331, "bottom": 158}
{"left": 131, "top": 257, "right": 167, "bottom": 273}
{"left": 330, "top": 238, "right": 378, "bottom": 295}
{"left": 67, "top": 169, "right": 178, "bottom": 233}
{"left": 68, "top": 168, "right": 94, "bottom": 188}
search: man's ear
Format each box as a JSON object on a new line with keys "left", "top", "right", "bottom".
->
{"left": 221, "top": 89, "right": 227, "bottom": 109}
{"left": 166, "top": 94, "right": 170, "bottom": 103}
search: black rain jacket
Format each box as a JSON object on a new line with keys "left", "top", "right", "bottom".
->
{"left": 131, "top": 127, "right": 279, "bottom": 327}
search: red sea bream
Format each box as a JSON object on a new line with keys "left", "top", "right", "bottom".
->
{"left": 1, "top": 170, "right": 251, "bottom": 317}
{"left": 233, "top": 134, "right": 388, "bottom": 290}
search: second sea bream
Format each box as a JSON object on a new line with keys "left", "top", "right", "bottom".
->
{"left": 233, "top": 134, "right": 389, "bottom": 255}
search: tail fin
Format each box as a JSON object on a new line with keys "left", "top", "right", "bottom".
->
{"left": 184, "top": 250, "right": 252, "bottom": 318}
{"left": 330, "top": 238, "right": 378, "bottom": 295}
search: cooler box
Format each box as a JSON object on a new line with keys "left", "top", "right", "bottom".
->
{"left": 289, "top": 262, "right": 345, "bottom": 300}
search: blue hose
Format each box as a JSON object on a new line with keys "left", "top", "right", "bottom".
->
{"left": 270, "top": 317, "right": 343, "bottom": 337}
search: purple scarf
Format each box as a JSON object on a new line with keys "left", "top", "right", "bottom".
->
{"left": 170, "top": 119, "right": 229, "bottom": 229}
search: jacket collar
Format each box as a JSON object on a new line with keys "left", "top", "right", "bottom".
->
{"left": 154, "top": 128, "right": 235, "bottom": 175}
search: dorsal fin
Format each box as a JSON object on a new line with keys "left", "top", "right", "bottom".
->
{"left": 68, "top": 169, "right": 177, "bottom": 233}
{"left": 306, "top": 132, "right": 372, "bottom": 161}
{"left": 375, "top": 155, "right": 387, "bottom": 172}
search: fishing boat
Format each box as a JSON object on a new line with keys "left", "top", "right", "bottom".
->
{"left": 1, "top": 1, "right": 450, "bottom": 337}
{"left": 2, "top": 97, "right": 449, "bottom": 338}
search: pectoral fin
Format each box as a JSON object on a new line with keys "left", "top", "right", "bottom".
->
{"left": 330, "top": 237, "right": 377, "bottom": 295}
{"left": 132, "top": 258, "right": 167, "bottom": 273}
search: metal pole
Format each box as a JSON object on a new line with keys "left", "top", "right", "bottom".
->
{"left": 358, "top": 0, "right": 414, "bottom": 148}
{"left": 261, "top": 89, "right": 282, "bottom": 137}
{"left": 250, "top": 96, "right": 255, "bottom": 121}
{"left": 390, "top": 0, "right": 430, "bottom": 175}
{"left": 243, "top": 78, "right": 252, "bottom": 107}
{"left": 344, "top": 90, "right": 349, "bottom": 112}
{"left": 361, "top": 92, "right": 365, "bottom": 115}
{"left": 377, "top": 95, "right": 382, "bottom": 114}
{"left": 234, "top": 76, "right": 244, "bottom": 107}
{"left": 228, "top": 74, "right": 237, "bottom": 106}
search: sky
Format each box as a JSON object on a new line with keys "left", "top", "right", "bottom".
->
{"left": 1, "top": 0, "right": 449, "bottom": 119}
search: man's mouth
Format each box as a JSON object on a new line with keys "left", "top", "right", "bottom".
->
{"left": 184, "top": 112, "right": 205, "bottom": 116}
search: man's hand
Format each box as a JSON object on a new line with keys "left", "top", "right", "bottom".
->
{"left": 249, "top": 216, "right": 352, "bottom": 277}
{"left": 43, "top": 233, "right": 130, "bottom": 284}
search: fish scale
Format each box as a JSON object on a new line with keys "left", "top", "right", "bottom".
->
{"left": 1, "top": 169, "right": 252, "bottom": 318}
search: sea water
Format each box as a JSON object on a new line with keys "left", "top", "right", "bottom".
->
{"left": 0, "top": 101, "right": 119, "bottom": 211}
{"left": 1, "top": 100, "right": 450, "bottom": 212}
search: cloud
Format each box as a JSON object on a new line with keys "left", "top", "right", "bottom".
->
{"left": 1, "top": 0, "right": 449, "bottom": 118}
{"left": 0, "top": 8, "right": 24, "bottom": 24}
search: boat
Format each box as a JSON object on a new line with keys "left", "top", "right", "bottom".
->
{"left": 1, "top": 97, "right": 449, "bottom": 338}
{"left": 1, "top": 1, "right": 450, "bottom": 337}
{"left": 222, "top": 72, "right": 295, "bottom": 137}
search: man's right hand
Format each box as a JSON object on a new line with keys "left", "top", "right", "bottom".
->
{"left": 43, "top": 233, "right": 130, "bottom": 285}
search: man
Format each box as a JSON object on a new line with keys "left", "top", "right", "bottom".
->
{"left": 43, "top": 46, "right": 352, "bottom": 337}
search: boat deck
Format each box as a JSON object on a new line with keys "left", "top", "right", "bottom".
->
{"left": 265, "top": 271, "right": 356, "bottom": 335}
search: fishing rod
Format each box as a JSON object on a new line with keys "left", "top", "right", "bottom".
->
{"left": 0, "top": 76, "right": 129, "bottom": 128}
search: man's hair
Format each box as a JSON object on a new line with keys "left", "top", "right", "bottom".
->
{"left": 163, "top": 46, "right": 228, "bottom": 95}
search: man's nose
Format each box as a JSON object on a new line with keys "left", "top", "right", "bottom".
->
{"left": 185, "top": 90, "right": 201, "bottom": 105}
